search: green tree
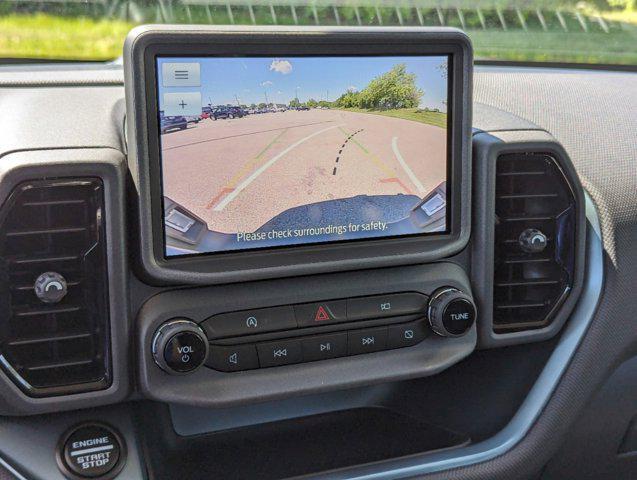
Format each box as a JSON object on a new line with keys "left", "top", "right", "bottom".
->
{"left": 335, "top": 90, "right": 361, "bottom": 108}
{"left": 258, "top": 102, "right": 267, "bottom": 109}
{"left": 306, "top": 98, "right": 318, "bottom": 108}
{"left": 289, "top": 98, "right": 301, "bottom": 108}
{"left": 605, "top": 0, "right": 635, "bottom": 9}
{"left": 358, "top": 64, "right": 423, "bottom": 110}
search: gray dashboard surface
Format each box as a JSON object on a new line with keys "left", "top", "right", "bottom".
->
{"left": 419, "top": 66, "right": 637, "bottom": 480}
{"left": 0, "top": 63, "right": 635, "bottom": 479}
{"left": 0, "top": 86, "right": 125, "bottom": 156}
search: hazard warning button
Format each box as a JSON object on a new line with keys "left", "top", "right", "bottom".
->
{"left": 294, "top": 300, "right": 347, "bottom": 327}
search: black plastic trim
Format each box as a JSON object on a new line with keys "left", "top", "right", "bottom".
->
{"left": 0, "top": 149, "right": 130, "bottom": 416}
{"left": 0, "top": 178, "right": 111, "bottom": 397}
{"left": 471, "top": 130, "right": 586, "bottom": 348}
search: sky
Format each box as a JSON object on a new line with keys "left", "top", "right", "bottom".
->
{"left": 157, "top": 55, "right": 449, "bottom": 112}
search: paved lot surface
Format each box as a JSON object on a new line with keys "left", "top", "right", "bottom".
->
{"left": 160, "top": 108, "right": 446, "bottom": 234}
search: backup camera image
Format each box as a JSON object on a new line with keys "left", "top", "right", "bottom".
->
{"left": 156, "top": 55, "right": 450, "bottom": 256}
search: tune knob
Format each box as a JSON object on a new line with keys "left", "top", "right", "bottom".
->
{"left": 427, "top": 288, "right": 476, "bottom": 337}
{"left": 152, "top": 319, "right": 209, "bottom": 374}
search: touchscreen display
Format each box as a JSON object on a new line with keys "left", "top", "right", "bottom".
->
{"left": 156, "top": 55, "right": 450, "bottom": 257}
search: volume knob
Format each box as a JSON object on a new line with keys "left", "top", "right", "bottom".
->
{"left": 152, "top": 319, "right": 209, "bottom": 374}
{"left": 427, "top": 288, "right": 476, "bottom": 337}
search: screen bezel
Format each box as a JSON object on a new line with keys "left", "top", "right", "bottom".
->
{"left": 155, "top": 52, "right": 453, "bottom": 258}
{"left": 127, "top": 27, "right": 472, "bottom": 284}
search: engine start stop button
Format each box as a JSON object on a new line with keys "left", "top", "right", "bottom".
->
{"left": 58, "top": 423, "right": 126, "bottom": 479}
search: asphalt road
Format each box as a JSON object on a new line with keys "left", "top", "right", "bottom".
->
{"left": 160, "top": 108, "right": 447, "bottom": 234}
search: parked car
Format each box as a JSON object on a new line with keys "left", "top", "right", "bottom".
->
{"left": 211, "top": 106, "right": 246, "bottom": 120}
{"left": 210, "top": 107, "right": 230, "bottom": 120}
{"left": 160, "top": 115, "right": 187, "bottom": 133}
{"left": 228, "top": 106, "right": 246, "bottom": 117}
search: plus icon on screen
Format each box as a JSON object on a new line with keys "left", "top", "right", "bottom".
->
{"left": 163, "top": 92, "right": 200, "bottom": 116}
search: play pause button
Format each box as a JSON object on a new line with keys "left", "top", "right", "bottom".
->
{"left": 301, "top": 332, "right": 348, "bottom": 362}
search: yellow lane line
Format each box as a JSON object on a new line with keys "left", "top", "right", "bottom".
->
{"left": 226, "top": 128, "right": 288, "bottom": 189}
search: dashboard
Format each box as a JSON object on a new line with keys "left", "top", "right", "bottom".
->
{"left": 0, "top": 25, "right": 635, "bottom": 480}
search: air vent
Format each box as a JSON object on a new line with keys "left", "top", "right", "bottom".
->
{"left": 493, "top": 153, "right": 577, "bottom": 333}
{"left": 0, "top": 178, "right": 110, "bottom": 397}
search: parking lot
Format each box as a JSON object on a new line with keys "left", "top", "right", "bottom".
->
{"left": 160, "top": 108, "right": 447, "bottom": 234}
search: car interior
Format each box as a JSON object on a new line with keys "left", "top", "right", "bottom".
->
{"left": 0, "top": 2, "right": 635, "bottom": 479}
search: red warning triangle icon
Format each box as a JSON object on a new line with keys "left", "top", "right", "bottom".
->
{"left": 314, "top": 305, "right": 331, "bottom": 322}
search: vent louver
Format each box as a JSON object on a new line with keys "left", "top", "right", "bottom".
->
{"left": 493, "top": 154, "right": 577, "bottom": 333}
{"left": 0, "top": 178, "right": 110, "bottom": 396}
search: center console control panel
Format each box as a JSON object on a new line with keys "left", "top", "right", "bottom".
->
{"left": 203, "top": 292, "right": 433, "bottom": 373}
{"left": 151, "top": 290, "right": 476, "bottom": 374}
{"left": 137, "top": 264, "right": 477, "bottom": 407}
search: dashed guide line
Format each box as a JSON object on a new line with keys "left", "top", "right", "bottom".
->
{"left": 332, "top": 128, "right": 363, "bottom": 176}
{"left": 339, "top": 126, "right": 396, "bottom": 179}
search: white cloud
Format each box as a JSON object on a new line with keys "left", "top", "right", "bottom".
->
{"left": 277, "top": 90, "right": 283, "bottom": 95}
{"left": 269, "top": 59, "right": 293, "bottom": 75}
{"left": 347, "top": 86, "right": 358, "bottom": 93}
{"left": 260, "top": 80, "right": 273, "bottom": 87}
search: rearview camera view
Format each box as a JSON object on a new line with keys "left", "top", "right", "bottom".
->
{"left": 156, "top": 55, "right": 450, "bottom": 257}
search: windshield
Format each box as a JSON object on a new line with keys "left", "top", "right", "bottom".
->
{"left": 0, "top": 1, "right": 635, "bottom": 65}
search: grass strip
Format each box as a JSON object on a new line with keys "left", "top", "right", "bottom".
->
{"left": 337, "top": 108, "right": 448, "bottom": 129}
